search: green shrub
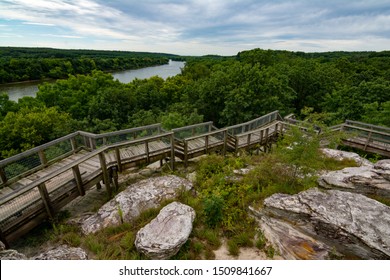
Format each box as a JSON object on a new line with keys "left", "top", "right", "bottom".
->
{"left": 203, "top": 194, "right": 224, "bottom": 228}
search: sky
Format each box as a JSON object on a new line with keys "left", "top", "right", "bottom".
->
{"left": 0, "top": 0, "right": 390, "bottom": 56}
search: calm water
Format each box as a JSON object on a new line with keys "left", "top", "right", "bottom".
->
{"left": 0, "top": 60, "right": 185, "bottom": 102}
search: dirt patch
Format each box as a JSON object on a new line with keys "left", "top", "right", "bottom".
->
{"left": 213, "top": 240, "right": 284, "bottom": 260}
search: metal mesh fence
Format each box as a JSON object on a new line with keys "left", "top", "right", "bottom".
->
{"left": 44, "top": 140, "right": 72, "bottom": 162}
{"left": 3, "top": 154, "right": 41, "bottom": 181}
{"left": 0, "top": 187, "right": 42, "bottom": 232}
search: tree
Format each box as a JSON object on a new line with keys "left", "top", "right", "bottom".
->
{"left": 0, "top": 107, "right": 73, "bottom": 158}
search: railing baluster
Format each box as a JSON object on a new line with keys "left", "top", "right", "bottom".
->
{"left": 145, "top": 140, "right": 150, "bottom": 164}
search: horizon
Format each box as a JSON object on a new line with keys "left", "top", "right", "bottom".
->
{"left": 1, "top": 1, "right": 390, "bottom": 56}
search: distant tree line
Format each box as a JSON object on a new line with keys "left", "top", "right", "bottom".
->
{"left": 1, "top": 48, "right": 389, "bottom": 158}
{"left": 0, "top": 47, "right": 182, "bottom": 84}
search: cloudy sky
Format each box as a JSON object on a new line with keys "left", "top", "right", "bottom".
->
{"left": 0, "top": 0, "right": 389, "bottom": 55}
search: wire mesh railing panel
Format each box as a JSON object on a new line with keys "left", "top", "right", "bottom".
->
{"left": 75, "top": 134, "right": 86, "bottom": 149}
{"left": 174, "top": 125, "right": 209, "bottom": 140}
{"left": 44, "top": 140, "right": 72, "bottom": 162}
{"left": 3, "top": 154, "right": 41, "bottom": 181}
{"left": 0, "top": 187, "right": 42, "bottom": 231}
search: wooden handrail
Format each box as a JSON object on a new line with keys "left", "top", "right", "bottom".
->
{"left": 0, "top": 132, "right": 173, "bottom": 205}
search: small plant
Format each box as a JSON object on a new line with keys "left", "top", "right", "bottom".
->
{"left": 120, "top": 232, "right": 135, "bottom": 251}
{"left": 117, "top": 205, "right": 124, "bottom": 224}
{"left": 265, "top": 245, "right": 275, "bottom": 259}
{"left": 203, "top": 195, "right": 224, "bottom": 228}
{"left": 61, "top": 232, "right": 81, "bottom": 247}
{"left": 234, "top": 232, "right": 253, "bottom": 247}
{"left": 255, "top": 231, "right": 266, "bottom": 250}
{"left": 227, "top": 239, "right": 239, "bottom": 256}
{"left": 196, "top": 228, "right": 221, "bottom": 249}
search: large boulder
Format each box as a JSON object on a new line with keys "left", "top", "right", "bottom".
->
{"left": 320, "top": 148, "right": 373, "bottom": 167}
{"left": 260, "top": 188, "right": 390, "bottom": 259}
{"left": 32, "top": 245, "right": 88, "bottom": 260}
{"left": 318, "top": 160, "right": 390, "bottom": 198}
{"left": 135, "top": 202, "right": 195, "bottom": 259}
{"left": 81, "top": 175, "right": 193, "bottom": 234}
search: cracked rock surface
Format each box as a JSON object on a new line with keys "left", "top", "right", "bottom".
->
{"left": 81, "top": 175, "right": 193, "bottom": 234}
{"left": 260, "top": 188, "right": 390, "bottom": 259}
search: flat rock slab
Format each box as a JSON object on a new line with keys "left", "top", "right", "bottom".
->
{"left": 81, "top": 175, "right": 193, "bottom": 234}
{"left": 135, "top": 202, "right": 195, "bottom": 259}
{"left": 32, "top": 245, "right": 88, "bottom": 260}
{"left": 263, "top": 188, "right": 390, "bottom": 259}
{"left": 320, "top": 148, "right": 373, "bottom": 167}
{"left": 250, "top": 207, "right": 331, "bottom": 260}
{"left": 318, "top": 160, "right": 390, "bottom": 198}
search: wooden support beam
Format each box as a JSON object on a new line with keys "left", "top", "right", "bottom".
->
{"left": 115, "top": 147, "right": 122, "bottom": 172}
{"left": 145, "top": 141, "right": 150, "bottom": 164}
{"left": 223, "top": 130, "right": 227, "bottom": 156}
{"left": 170, "top": 134, "right": 175, "bottom": 171}
{"left": 111, "top": 167, "right": 119, "bottom": 192}
{"left": 98, "top": 152, "right": 112, "bottom": 197}
{"left": 0, "top": 229, "right": 10, "bottom": 249}
{"left": 205, "top": 135, "right": 209, "bottom": 154}
{"left": 72, "top": 165, "right": 85, "bottom": 196}
{"left": 184, "top": 141, "right": 188, "bottom": 167}
{"left": 38, "top": 183, "right": 54, "bottom": 220}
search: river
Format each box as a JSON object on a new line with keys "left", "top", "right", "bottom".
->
{"left": 0, "top": 60, "right": 185, "bottom": 102}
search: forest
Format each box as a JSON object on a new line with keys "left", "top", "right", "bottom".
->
{"left": 0, "top": 47, "right": 180, "bottom": 84}
{"left": 0, "top": 48, "right": 390, "bottom": 159}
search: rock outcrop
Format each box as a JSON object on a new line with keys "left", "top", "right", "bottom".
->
{"left": 320, "top": 148, "right": 373, "bottom": 167}
{"left": 135, "top": 202, "right": 195, "bottom": 259}
{"left": 81, "top": 175, "right": 193, "bottom": 234}
{"left": 318, "top": 160, "right": 390, "bottom": 198}
{"left": 0, "top": 242, "right": 27, "bottom": 260}
{"left": 32, "top": 245, "right": 88, "bottom": 260}
{"left": 256, "top": 188, "right": 390, "bottom": 259}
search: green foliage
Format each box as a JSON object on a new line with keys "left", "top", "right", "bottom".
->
{"left": 203, "top": 195, "right": 224, "bottom": 228}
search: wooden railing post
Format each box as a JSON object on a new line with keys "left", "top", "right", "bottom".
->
{"left": 111, "top": 167, "right": 119, "bottom": 192}
{"left": 223, "top": 130, "right": 227, "bottom": 156}
{"left": 38, "top": 150, "right": 47, "bottom": 166}
{"left": 38, "top": 183, "right": 54, "bottom": 220}
{"left": 205, "top": 135, "right": 209, "bottom": 154}
{"left": 0, "top": 228, "right": 10, "bottom": 249}
{"left": 70, "top": 137, "right": 77, "bottom": 154}
{"left": 170, "top": 134, "right": 175, "bottom": 171}
{"left": 265, "top": 128, "right": 270, "bottom": 152}
{"left": 0, "top": 167, "right": 7, "bottom": 184}
{"left": 145, "top": 140, "right": 150, "bottom": 164}
{"left": 89, "top": 138, "right": 96, "bottom": 150}
{"left": 115, "top": 147, "right": 122, "bottom": 172}
{"left": 72, "top": 165, "right": 85, "bottom": 196}
{"left": 103, "top": 137, "right": 107, "bottom": 146}
{"left": 184, "top": 141, "right": 189, "bottom": 167}
{"left": 99, "top": 152, "right": 112, "bottom": 197}
{"left": 247, "top": 134, "right": 251, "bottom": 147}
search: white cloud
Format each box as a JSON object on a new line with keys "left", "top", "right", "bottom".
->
{"left": 0, "top": 0, "right": 389, "bottom": 55}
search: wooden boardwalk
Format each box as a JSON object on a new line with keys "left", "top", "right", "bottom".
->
{"left": 0, "top": 111, "right": 389, "bottom": 247}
